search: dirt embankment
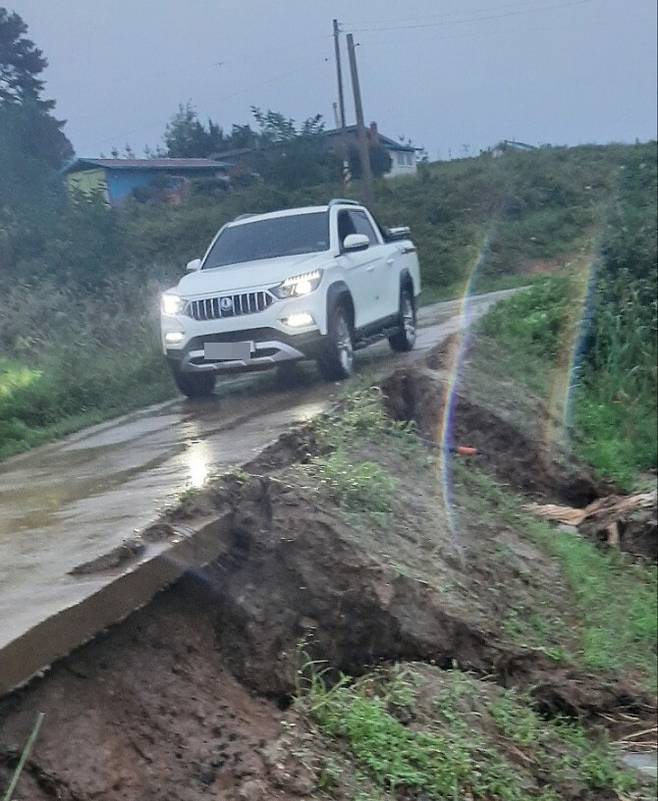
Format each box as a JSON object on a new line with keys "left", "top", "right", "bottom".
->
{"left": 1, "top": 340, "right": 655, "bottom": 801}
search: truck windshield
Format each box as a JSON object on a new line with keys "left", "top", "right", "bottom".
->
{"left": 203, "top": 212, "right": 329, "bottom": 268}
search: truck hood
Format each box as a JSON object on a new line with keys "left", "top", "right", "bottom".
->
{"left": 174, "top": 252, "right": 332, "bottom": 297}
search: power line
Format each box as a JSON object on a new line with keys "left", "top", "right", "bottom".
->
{"left": 341, "top": 0, "right": 555, "bottom": 27}
{"left": 347, "top": 0, "right": 595, "bottom": 34}
{"left": 353, "top": 11, "right": 578, "bottom": 52}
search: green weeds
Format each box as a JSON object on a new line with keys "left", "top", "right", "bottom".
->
{"left": 295, "top": 660, "right": 639, "bottom": 800}
{"left": 0, "top": 333, "right": 173, "bottom": 460}
{"left": 454, "top": 463, "right": 658, "bottom": 687}
{"left": 301, "top": 387, "right": 424, "bottom": 522}
{"left": 297, "top": 668, "right": 525, "bottom": 800}
{"left": 312, "top": 386, "right": 418, "bottom": 452}
{"left": 489, "top": 691, "right": 636, "bottom": 794}
{"left": 305, "top": 451, "right": 396, "bottom": 518}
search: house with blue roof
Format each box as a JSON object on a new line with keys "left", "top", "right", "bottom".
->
{"left": 62, "top": 158, "right": 230, "bottom": 206}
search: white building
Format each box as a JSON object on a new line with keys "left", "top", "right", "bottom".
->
{"left": 321, "top": 122, "right": 418, "bottom": 178}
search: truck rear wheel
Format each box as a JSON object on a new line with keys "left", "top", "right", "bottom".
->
{"left": 170, "top": 365, "right": 216, "bottom": 399}
{"left": 388, "top": 287, "right": 417, "bottom": 352}
{"left": 317, "top": 303, "right": 354, "bottom": 381}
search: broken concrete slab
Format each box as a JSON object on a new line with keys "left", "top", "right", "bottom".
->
{"left": 0, "top": 514, "right": 231, "bottom": 696}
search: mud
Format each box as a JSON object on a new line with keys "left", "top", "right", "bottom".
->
{"left": 68, "top": 538, "right": 145, "bottom": 575}
{"left": 381, "top": 358, "right": 601, "bottom": 505}
{"left": 0, "top": 290, "right": 516, "bottom": 698}
{"left": 210, "top": 476, "right": 494, "bottom": 696}
{"left": 0, "top": 577, "right": 301, "bottom": 801}
{"left": 495, "top": 650, "right": 653, "bottom": 720}
{"left": 618, "top": 507, "right": 657, "bottom": 561}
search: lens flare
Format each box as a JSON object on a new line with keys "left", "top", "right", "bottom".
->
{"left": 435, "top": 233, "right": 493, "bottom": 551}
{"left": 433, "top": 235, "right": 599, "bottom": 556}
{"left": 541, "top": 251, "right": 599, "bottom": 457}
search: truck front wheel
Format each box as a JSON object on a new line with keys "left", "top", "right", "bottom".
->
{"left": 170, "top": 365, "right": 216, "bottom": 399}
{"left": 317, "top": 303, "right": 354, "bottom": 381}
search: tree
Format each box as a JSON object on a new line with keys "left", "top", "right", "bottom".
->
{"left": 249, "top": 107, "right": 338, "bottom": 189}
{"left": 251, "top": 107, "right": 297, "bottom": 144}
{"left": 164, "top": 102, "right": 227, "bottom": 157}
{"left": 227, "top": 123, "right": 257, "bottom": 149}
{"left": 0, "top": 7, "right": 72, "bottom": 167}
{"left": 0, "top": 7, "right": 48, "bottom": 105}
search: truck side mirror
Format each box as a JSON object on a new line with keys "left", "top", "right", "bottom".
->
{"left": 186, "top": 258, "right": 202, "bottom": 272}
{"left": 342, "top": 233, "right": 370, "bottom": 252}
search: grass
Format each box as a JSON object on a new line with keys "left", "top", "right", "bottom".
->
{"left": 0, "top": 339, "right": 174, "bottom": 460}
{"left": 476, "top": 262, "right": 656, "bottom": 489}
{"left": 311, "top": 386, "right": 422, "bottom": 460}
{"left": 477, "top": 275, "right": 574, "bottom": 370}
{"left": 576, "top": 388, "right": 657, "bottom": 488}
{"left": 304, "top": 450, "right": 396, "bottom": 519}
{"left": 295, "top": 660, "right": 639, "bottom": 800}
{"left": 297, "top": 667, "right": 527, "bottom": 800}
{"left": 574, "top": 278, "right": 657, "bottom": 489}
{"left": 2, "top": 712, "right": 45, "bottom": 801}
{"left": 454, "top": 463, "right": 658, "bottom": 687}
{"left": 532, "top": 519, "right": 657, "bottom": 678}
{"left": 299, "top": 387, "right": 423, "bottom": 523}
{"left": 488, "top": 690, "right": 636, "bottom": 794}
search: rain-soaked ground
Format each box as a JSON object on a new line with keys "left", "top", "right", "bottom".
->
{"left": 0, "top": 290, "right": 516, "bottom": 691}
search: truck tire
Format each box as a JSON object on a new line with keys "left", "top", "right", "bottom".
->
{"left": 317, "top": 303, "right": 354, "bottom": 381}
{"left": 171, "top": 365, "right": 216, "bottom": 399}
{"left": 388, "top": 287, "right": 417, "bottom": 352}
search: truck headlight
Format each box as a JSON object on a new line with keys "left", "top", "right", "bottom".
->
{"left": 271, "top": 269, "right": 323, "bottom": 299}
{"left": 161, "top": 293, "right": 185, "bottom": 315}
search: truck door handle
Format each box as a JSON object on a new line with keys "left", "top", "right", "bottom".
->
{"left": 366, "top": 265, "right": 375, "bottom": 272}
{"left": 386, "top": 258, "right": 395, "bottom": 266}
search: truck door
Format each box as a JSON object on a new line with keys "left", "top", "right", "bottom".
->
{"left": 336, "top": 209, "right": 387, "bottom": 328}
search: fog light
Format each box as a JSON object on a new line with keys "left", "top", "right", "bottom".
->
{"left": 285, "top": 312, "right": 314, "bottom": 328}
{"left": 165, "top": 331, "right": 185, "bottom": 344}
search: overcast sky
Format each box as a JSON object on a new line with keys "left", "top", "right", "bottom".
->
{"left": 10, "top": 0, "right": 658, "bottom": 159}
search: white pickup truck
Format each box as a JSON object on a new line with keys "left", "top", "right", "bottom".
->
{"left": 160, "top": 198, "right": 421, "bottom": 397}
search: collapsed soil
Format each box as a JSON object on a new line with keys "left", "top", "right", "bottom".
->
{"left": 1, "top": 340, "right": 655, "bottom": 801}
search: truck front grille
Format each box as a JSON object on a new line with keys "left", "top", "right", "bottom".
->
{"left": 186, "top": 291, "right": 274, "bottom": 321}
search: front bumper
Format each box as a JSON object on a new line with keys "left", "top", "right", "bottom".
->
{"left": 166, "top": 328, "right": 326, "bottom": 374}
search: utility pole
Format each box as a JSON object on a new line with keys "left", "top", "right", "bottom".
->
{"left": 333, "top": 19, "right": 351, "bottom": 188}
{"left": 346, "top": 33, "right": 373, "bottom": 202}
{"left": 332, "top": 19, "right": 346, "bottom": 129}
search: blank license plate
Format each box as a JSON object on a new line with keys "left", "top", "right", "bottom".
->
{"left": 204, "top": 342, "right": 252, "bottom": 361}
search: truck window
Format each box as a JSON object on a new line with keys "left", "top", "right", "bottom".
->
{"left": 347, "top": 210, "right": 378, "bottom": 244}
{"left": 337, "top": 210, "right": 356, "bottom": 243}
{"left": 203, "top": 212, "right": 329, "bottom": 268}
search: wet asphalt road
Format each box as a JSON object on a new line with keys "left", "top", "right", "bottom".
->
{"left": 0, "top": 290, "right": 517, "bottom": 654}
